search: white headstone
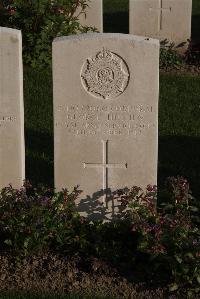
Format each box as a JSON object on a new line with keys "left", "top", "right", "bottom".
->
{"left": 53, "top": 33, "right": 159, "bottom": 220}
{"left": 0, "top": 27, "right": 25, "bottom": 189}
{"left": 129, "top": 0, "right": 192, "bottom": 48}
{"left": 78, "top": 0, "right": 103, "bottom": 32}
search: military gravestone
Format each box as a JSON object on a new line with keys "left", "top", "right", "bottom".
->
{"left": 129, "top": 0, "right": 192, "bottom": 48}
{"left": 53, "top": 33, "right": 159, "bottom": 220}
{"left": 78, "top": 0, "right": 103, "bottom": 32}
{"left": 0, "top": 27, "right": 25, "bottom": 189}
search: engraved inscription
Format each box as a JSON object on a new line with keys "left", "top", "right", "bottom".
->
{"left": 0, "top": 115, "right": 17, "bottom": 128}
{"left": 81, "top": 48, "right": 130, "bottom": 100}
{"left": 149, "top": 0, "right": 172, "bottom": 31}
{"left": 56, "top": 104, "right": 156, "bottom": 138}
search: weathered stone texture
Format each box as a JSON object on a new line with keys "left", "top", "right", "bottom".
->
{"left": 129, "top": 0, "right": 192, "bottom": 47}
{"left": 53, "top": 33, "right": 159, "bottom": 220}
{"left": 78, "top": 0, "right": 103, "bottom": 32}
{"left": 0, "top": 27, "right": 25, "bottom": 189}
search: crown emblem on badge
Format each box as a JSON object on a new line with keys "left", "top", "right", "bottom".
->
{"left": 81, "top": 48, "right": 130, "bottom": 100}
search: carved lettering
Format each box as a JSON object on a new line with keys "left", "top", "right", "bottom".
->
{"left": 0, "top": 115, "right": 17, "bottom": 127}
{"left": 56, "top": 104, "right": 155, "bottom": 137}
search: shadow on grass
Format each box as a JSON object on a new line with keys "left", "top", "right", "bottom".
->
{"left": 103, "top": 11, "right": 129, "bottom": 33}
{"left": 25, "top": 129, "right": 54, "bottom": 187}
{"left": 158, "top": 135, "right": 200, "bottom": 198}
{"left": 192, "top": 15, "right": 200, "bottom": 43}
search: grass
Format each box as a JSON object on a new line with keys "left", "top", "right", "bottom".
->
{"left": 103, "top": 0, "right": 129, "bottom": 33}
{"left": 159, "top": 74, "right": 200, "bottom": 196}
{"left": 24, "top": 67, "right": 53, "bottom": 186}
{"left": 192, "top": 0, "right": 200, "bottom": 42}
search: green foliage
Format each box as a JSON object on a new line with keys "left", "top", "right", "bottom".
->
{"left": 0, "top": 0, "right": 96, "bottom": 68}
{"left": 0, "top": 182, "right": 88, "bottom": 256}
{"left": 0, "top": 178, "right": 199, "bottom": 295}
{"left": 160, "top": 40, "right": 185, "bottom": 70}
{"left": 119, "top": 177, "right": 200, "bottom": 295}
{"left": 85, "top": 220, "right": 136, "bottom": 266}
{"left": 160, "top": 39, "right": 200, "bottom": 71}
{"left": 186, "top": 42, "right": 200, "bottom": 66}
{"left": 0, "top": 182, "right": 134, "bottom": 263}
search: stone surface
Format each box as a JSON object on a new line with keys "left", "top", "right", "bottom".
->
{"left": 0, "top": 27, "right": 25, "bottom": 189}
{"left": 53, "top": 33, "right": 159, "bottom": 220}
{"left": 129, "top": 0, "right": 192, "bottom": 48}
{"left": 77, "top": 0, "right": 103, "bottom": 32}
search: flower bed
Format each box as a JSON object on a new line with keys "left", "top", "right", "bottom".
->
{"left": 0, "top": 177, "right": 199, "bottom": 297}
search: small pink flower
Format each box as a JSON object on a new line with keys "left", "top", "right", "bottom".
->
{"left": 131, "top": 225, "right": 138, "bottom": 232}
{"left": 7, "top": 6, "right": 16, "bottom": 14}
{"left": 80, "top": 216, "right": 86, "bottom": 224}
{"left": 57, "top": 8, "right": 64, "bottom": 14}
{"left": 146, "top": 185, "right": 157, "bottom": 192}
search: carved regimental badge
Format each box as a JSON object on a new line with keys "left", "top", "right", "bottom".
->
{"left": 81, "top": 49, "right": 130, "bottom": 100}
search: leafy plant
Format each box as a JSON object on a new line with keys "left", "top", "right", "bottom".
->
{"left": 119, "top": 177, "right": 200, "bottom": 295}
{"left": 185, "top": 41, "right": 200, "bottom": 67}
{"left": 0, "top": 0, "right": 96, "bottom": 68}
{"left": 160, "top": 39, "right": 185, "bottom": 70}
{"left": 0, "top": 182, "right": 88, "bottom": 256}
{"left": 0, "top": 177, "right": 199, "bottom": 295}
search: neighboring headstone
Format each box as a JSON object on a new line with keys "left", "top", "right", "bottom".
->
{"left": 129, "top": 0, "right": 192, "bottom": 48}
{"left": 77, "top": 0, "right": 103, "bottom": 32}
{"left": 0, "top": 27, "right": 25, "bottom": 189}
{"left": 53, "top": 33, "right": 159, "bottom": 220}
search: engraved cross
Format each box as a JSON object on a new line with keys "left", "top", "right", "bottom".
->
{"left": 83, "top": 140, "right": 127, "bottom": 203}
{"left": 149, "top": 0, "right": 172, "bottom": 31}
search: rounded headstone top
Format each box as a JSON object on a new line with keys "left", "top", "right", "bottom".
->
{"left": 53, "top": 33, "right": 160, "bottom": 46}
{"left": 0, "top": 27, "right": 21, "bottom": 36}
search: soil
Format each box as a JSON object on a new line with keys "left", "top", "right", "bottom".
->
{"left": 0, "top": 253, "right": 199, "bottom": 299}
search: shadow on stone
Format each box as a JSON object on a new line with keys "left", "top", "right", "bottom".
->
{"left": 76, "top": 188, "right": 128, "bottom": 221}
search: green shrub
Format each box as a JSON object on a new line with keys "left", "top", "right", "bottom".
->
{"left": 160, "top": 40, "right": 185, "bottom": 70}
{"left": 0, "top": 182, "right": 89, "bottom": 256}
{"left": 185, "top": 42, "right": 200, "bottom": 66}
{"left": 0, "top": 177, "right": 199, "bottom": 295}
{"left": 0, "top": 182, "right": 133, "bottom": 262}
{"left": 119, "top": 177, "right": 200, "bottom": 295}
{"left": 0, "top": 0, "right": 96, "bottom": 68}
